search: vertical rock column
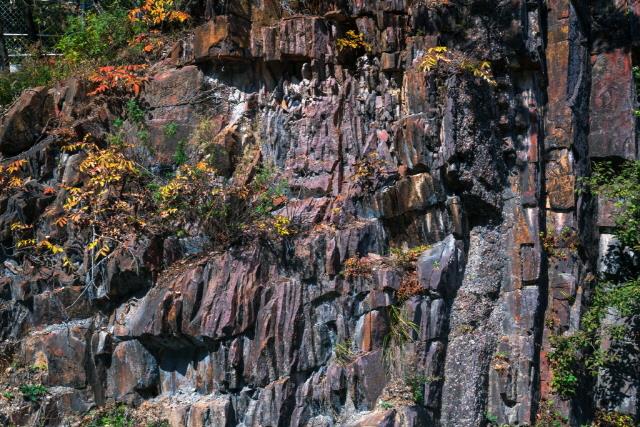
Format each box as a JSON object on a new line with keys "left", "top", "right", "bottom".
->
{"left": 540, "top": 0, "right": 583, "bottom": 418}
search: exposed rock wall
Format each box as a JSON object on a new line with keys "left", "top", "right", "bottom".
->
{"left": 0, "top": 1, "right": 638, "bottom": 426}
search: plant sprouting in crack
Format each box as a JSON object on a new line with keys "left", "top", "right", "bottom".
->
{"left": 548, "top": 160, "right": 640, "bottom": 400}
{"left": 383, "top": 305, "right": 419, "bottom": 371}
{"left": 334, "top": 339, "right": 356, "bottom": 366}
{"left": 336, "top": 30, "right": 371, "bottom": 52}
{"left": 155, "top": 159, "right": 296, "bottom": 248}
{"left": 390, "top": 245, "right": 430, "bottom": 302}
{"left": 350, "top": 152, "right": 387, "bottom": 190}
{"left": 418, "top": 46, "right": 496, "bottom": 86}
{"left": 342, "top": 256, "right": 373, "bottom": 280}
{"left": 19, "top": 384, "right": 47, "bottom": 403}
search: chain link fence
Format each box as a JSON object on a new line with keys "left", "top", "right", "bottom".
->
{"left": 1, "top": 0, "right": 95, "bottom": 64}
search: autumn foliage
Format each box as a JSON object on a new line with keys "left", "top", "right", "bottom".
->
{"left": 0, "top": 159, "right": 29, "bottom": 190}
{"left": 88, "top": 64, "right": 149, "bottom": 97}
{"left": 128, "top": 0, "right": 190, "bottom": 28}
{"left": 419, "top": 46, "right": 496, "bottom": 85}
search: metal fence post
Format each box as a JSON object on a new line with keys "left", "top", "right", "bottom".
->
{"left": 0, "top": 16, "right": 8, "bottom": 71}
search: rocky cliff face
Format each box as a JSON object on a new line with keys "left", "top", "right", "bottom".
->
{"left": 0, "top": 1, "right": 638, "bottom": 426}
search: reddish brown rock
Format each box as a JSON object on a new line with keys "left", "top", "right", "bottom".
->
{"left": 106, "top": 340, "right": 159, "bottom": 405}
{"left": 372, "top": 173, "right": 439, "bottom": 218}
{"left": 21, "top": 320, "right": 92, "bottom": 389}
{"left": 192, "top": 16, "right": 251, "bottom": 62}
{"left": 545, "top": 149, "right": 575, "bottom": 211}
{"left": 589, "top": 49, "right": 637, "bottom": 159}
{"left": 279, "top": 17, "right": 334, "bottom": 62}
{"left": 0, "top": 87, "right": 54, "bottom": 156}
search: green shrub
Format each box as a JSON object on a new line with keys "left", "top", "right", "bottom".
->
{"left": 535, "top": 399, "right": 568, "bottom": 427}
{"left": 549, "top": 160, "right": 640, "bottom": 398}
{"left": 405, "top": 374, "right": 427, "bottom": 404}
{"left": 173, "top": 139, "right": 188, "bottom": 165}
{"left": 19, "top": 384, "right": 47, "bottom": 402}
{"left": 55, "top": 7, "right": 136, "bottom": 63}
{"left": 378, "top": 399, "right": 394, "bottom": 410}
{"left": 253, "top": 164, "right": 288, "bottom": 215}
{"left": 0, "top": 6, "right": 133, "bottom": 107}
{"left": 164, "top": 122, "right": 178, "bottom": 137}
{"left": 87, "top": 405, "right": 134, "bottom": 427}
{"left": 126, "top": 99, "right": 146, "bottom": 124}
{"left": 585, "top": 160, "right": 640, "bottom": 251}
{"left": 0, "top": 54, "right": 75, "bottom": 107}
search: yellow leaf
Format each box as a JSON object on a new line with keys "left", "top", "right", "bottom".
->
{"left": 96, "top": 244, "right": 110, "bottom": 259}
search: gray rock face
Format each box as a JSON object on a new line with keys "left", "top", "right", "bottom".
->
{"left": 0, "top": 1, "right": 638, "bottom": 426}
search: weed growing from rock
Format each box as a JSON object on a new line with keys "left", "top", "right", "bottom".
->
{"left": 334, "top": 339, "right": 355, "bottom": 366}
{"left": 383, "top": 305, "right": 419, "bottom": 369}
{"left": 336, "top": 30, "right": 371, "bottom": 52}
{"left": 19, "top": 384, "right": 47, "bottom": 402}
{"left": 419, "top": 46, "right": 496, "bottom": 86}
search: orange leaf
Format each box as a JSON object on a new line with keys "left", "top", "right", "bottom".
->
{"left": 43, "top": 186, "right": 56, "bottom": 195}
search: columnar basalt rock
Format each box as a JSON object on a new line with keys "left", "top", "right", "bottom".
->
{"left": 0, "top": 1, "right": 638, "bottom": 426}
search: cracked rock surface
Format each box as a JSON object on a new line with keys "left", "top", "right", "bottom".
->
{"left": 0, "top": 1, "right": 638, "bottom": 426}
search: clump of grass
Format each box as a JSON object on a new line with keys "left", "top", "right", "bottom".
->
{"left": 334, "top": 339, "right": 355, "bottom": 365}
{"left": 383, "top": 305, "right": 419, "bottom": 368}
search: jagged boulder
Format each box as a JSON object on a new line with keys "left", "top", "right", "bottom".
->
{"left": 0, "top": 87, "right": 54, "bottom": 156}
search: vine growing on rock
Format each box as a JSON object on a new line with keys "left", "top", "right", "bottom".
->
{"left": 549, "top": 160, "right": 640, "bottom": 401}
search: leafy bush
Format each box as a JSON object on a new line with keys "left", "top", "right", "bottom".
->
{"left": 585, "top": 161, "right": 640, "bottom": 250}
{"left": 336, "top": 30, "right": 371, "bottom": 52}
{"left": 19, "top": 384, "right": 47, "bottom": 402}
{"left": 405, "top": 374, "right": 427, "bottom": 404}
{"left": 592, "top": 410, "right": 635, "bottom": 427}
{"left": 127, "top": 99, "right": 146, "bottom": 123}
{"left": 342, "top": 256, "right": 372, "bottom": 279}
{"left": 157, "top": 162, "right": 292, "bottom": 247}
{"left": 535, "top": 399, "right": 568, "bottom": 427}
{"left": 87, "top": 405, "right": 134, "bottom": 427}
{"left": 549, "top": 277, "right": 640, "bottom": 398}
{"left": 1, "top": 5, "right": 135, "bottom": 107}
{"left": 390, "top": 245, "right": 430, "bottom": 270}
{"left": 56, "top": 7, "right": 135, "bottom": 63}
{"left": 173, "top": 139, "right": 188, "bottom": 165}
{"left": 164, "top": 122, "right": 178, "bottom": 137}
{"left": 0, "top": 54, "right": 76, "bottom": 107}
{"left": 419, "top": 46, "right": 496, "bottom": 86}
{"left": 88, "top": 65, "right": 148, "bottom": 97}
{"left": 128, "top": 0, "right": 190, "bottom": 29}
